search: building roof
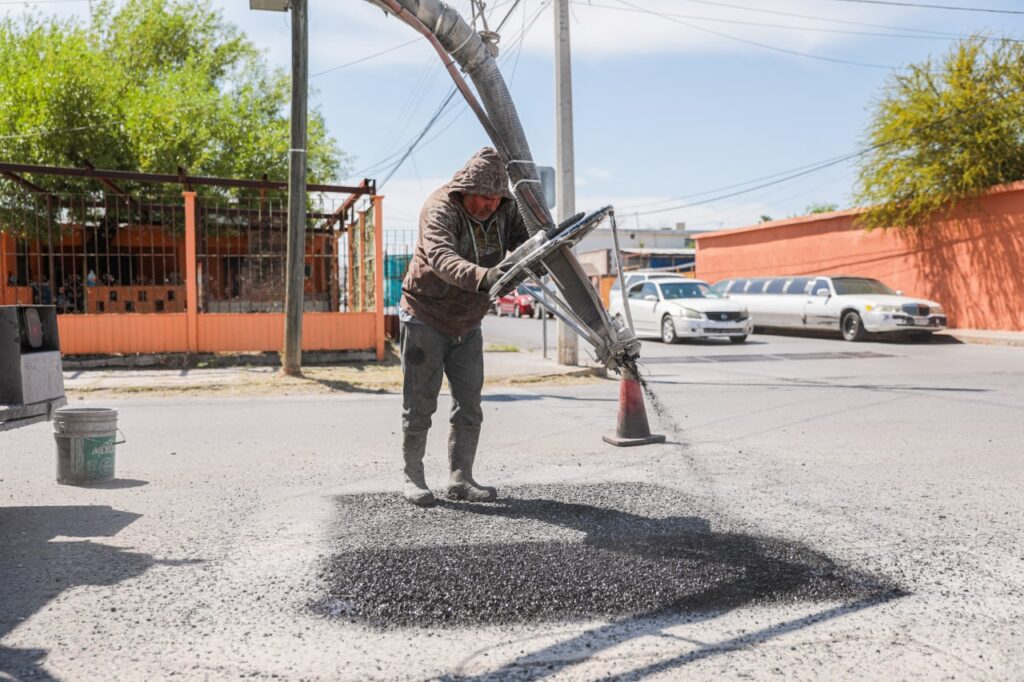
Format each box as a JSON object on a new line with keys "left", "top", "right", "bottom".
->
{"left": 579, "top": 247, "right": 695, "bottom": 257}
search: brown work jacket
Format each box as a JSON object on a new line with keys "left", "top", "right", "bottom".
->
{"left": 400, "top": 149, "right": 529, "bottom": 337}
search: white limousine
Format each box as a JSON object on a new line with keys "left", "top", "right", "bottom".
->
{"left": 609, "top": 279, "right": 753, "bottom": 344}
{"left": 713, "top": 275, "right": 947, "bottom": 341}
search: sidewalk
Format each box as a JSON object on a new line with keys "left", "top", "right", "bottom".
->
{"left": 937, "top": 328, "right": 1024, "bottom": 348}
{"left": 61, "top": 350, "right": 605, "bottom": 397}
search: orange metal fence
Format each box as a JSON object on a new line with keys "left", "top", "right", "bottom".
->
{"left": 1, "top": 190, "right": 388, "bottom": 357}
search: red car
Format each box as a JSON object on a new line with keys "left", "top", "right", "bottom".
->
{"left": 494, "top": 285, "right": 537, "bottom": 318}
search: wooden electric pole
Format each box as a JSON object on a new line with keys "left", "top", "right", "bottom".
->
{"left": 282, "top": 0, "right": 308, "bottom": 376}
{"left": 554, "top": 0, "right": 578, "bottom": 366}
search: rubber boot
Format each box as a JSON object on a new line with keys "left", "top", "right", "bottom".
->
{"left": 446, "top": 426, "right": 497, "bottom": 502}
{"left": 402, "top": 429, "right": 436, "bottom": 507}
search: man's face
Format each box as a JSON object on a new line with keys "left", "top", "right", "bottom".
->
{"left": 462, "top": 193, "right": 502, "bottom": 221}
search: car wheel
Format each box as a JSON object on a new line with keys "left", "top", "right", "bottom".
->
{"left": 841, "top": 311, "right": 866, "bottom": 342}
{"left": 661, "top": 316, "right": 679, "bottom": 344}
{"left": 729, "top": 335, "right": 747, "bottom": 344}
{"left": 513, "top": 305, "right": 521, "bottom": 318}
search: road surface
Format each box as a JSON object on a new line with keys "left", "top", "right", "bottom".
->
{"left": 2, "top": 328, "right": 1021, "bottom": 680}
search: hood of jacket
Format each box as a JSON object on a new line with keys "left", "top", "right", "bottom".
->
{"left": 447, "top": 147, "right": 512, "bottom": 200}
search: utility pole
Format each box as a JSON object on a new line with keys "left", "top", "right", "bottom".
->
{"left": 554, "top": 0, "right": 578, "bottom": 366}
{"left": 282, "top": 0, "right": 308, "bottom": 376}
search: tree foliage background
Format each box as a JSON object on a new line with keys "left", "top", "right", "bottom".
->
{"left": 855, "top": 38, "right": 1024, "bottom": 230}
{"left": 0, "top": 0, "right": 346, "bottom": 196}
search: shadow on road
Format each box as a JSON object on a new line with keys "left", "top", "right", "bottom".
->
{"left": 0, "top": 505, "right": 188, "bottom": 680}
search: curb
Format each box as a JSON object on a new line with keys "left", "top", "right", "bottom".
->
{"left": 936, "top": 331, "right": 1024, "bottom": 348}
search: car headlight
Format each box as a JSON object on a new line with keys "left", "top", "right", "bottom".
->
{"left": 738, "top": 308, "right": 749, "bottom": 321}
{"left": 931, "top": 305, "right": 944, "bottom": 315}
{"left": 673, "top": 307, "right": 702, "bottom": 319}
{"left": 866, "top": 304, "right": 901, "bottom": 313}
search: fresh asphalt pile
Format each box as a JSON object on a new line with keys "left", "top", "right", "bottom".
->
{"left": 316, "top": 483, "right": 899, "bottom": 628}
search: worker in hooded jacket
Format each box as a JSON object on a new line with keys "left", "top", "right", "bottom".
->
{"left": 399, "top": 147, "right": 529, "bottom": 506}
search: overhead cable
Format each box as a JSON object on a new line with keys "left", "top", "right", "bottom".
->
{"left": 626, "top": 89, "right": 1016, "bottom": 217}
{"left": 572, "top": 2, "right": 1019, "bottom": 43}
{"left": 827, "top": 0, "right": 1024, "bottom": 15}
{"left": 676, "top": 0, "right": 979, "bottom": 37}
{"left": 614, "top": 0, "right": 894, "bottom": 69}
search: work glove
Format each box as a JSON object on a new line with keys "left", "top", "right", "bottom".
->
{"left": 480, "top": 262, "right": 511, "bottom": 293}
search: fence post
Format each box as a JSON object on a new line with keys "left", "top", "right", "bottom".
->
{"left": 345, "top": 226, "right": 354, "bottom": 312}
{"left": 0, "top": 231, "right": 8, "bottom": 305}
{"left": 183, "top": 191, "right": 198, "bottom": 353}
{"left": 357, "top": 210, "right": 366, "bottom": 312}
{"left": 373, "top": 195, "right": 385, "bottom": 361}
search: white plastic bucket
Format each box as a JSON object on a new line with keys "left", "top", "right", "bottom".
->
{"left": 53, "top": 407, "right": 124, "bottom": 485}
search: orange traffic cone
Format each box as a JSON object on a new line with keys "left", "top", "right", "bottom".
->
{"left": 602, "top": 367, "right": 666, "bottom": 447}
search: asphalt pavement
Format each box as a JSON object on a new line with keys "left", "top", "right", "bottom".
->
{"left": 1, "top": 325, "right": 1022, "bottom": 680}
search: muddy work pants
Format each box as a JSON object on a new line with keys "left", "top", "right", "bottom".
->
{"left": 401, "top": 319, "right": 484, "bottom": 432}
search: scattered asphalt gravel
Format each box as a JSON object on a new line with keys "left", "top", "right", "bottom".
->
{"left": 316, "top": 483, "right": 898, "bottom": 628}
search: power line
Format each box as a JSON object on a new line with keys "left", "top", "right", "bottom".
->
{"left": 310, "top": 39, "right": 420, "bottom": 79}
{"left": 572, "top": 2, "right": 1019, "bottom": 43}
{"left": 373, "top": 0, "right": 545, "bottom": 188}
{"left": 614, "top": 0, "right": 894, "bottom": 69}
{"left": 617, "top": 150, "right": 869, "bottom": 211}
{"left": 826, "top": 0, "right": 1024, "bottom": 15}
{"left": 626, "top": 89, "right": 1014, "bottom": 218}
{"left": 676, "top": 0, "right": 977, "bottom": 38}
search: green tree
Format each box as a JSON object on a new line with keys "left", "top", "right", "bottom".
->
{"left": 855, "top": 38, "right": 1024, "bottom": 230}
{"left": 805, "top": 202, "right": 838, "bottom": 214}
{"left": 0, "top": 0, "right": 345, "bottom": 196}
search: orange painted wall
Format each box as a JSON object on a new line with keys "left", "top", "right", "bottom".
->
{"left": 55, "top": 312, "right": 377, "bottom": 355}
{"left": 197, "top": 313, "right": 377, "bottom": 352}
{"left": 695, "top": 182, "right": 1024, "bottom": 331}
{"left": 59, "top": 314, "right": 190, "bottom": 355}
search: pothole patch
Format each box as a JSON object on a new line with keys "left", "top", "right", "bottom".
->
{"left": 316, "top": 483, "right": 898, "bottom": 628}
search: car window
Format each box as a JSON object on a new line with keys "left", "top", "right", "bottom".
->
{"left": 811, "top": 278, "right": 831, "bottom": 296}
{"left": 627, "top": 282, "right": 646, "bottom": 300}
{"left": 747, "top": 278, "right": 769, "bottom": 294}
{"left": 516, "top": 285, "right": 532, "bottom": 296}
{"left": 832, "top": 277, "right": 896, "bottom": 295}
{"left": 660, "top": 281, "right": 720, "bottom": 299}
{"left": 785, "top": 277, "right": 811, "bottom": 295}
{"left": 640, "top": 282, "right": 659, "bottom": 299}
{"left": 764, "top": 278, "right": 786, "bottom": 294}
{"left": 727, "top": 278, "right": 749, "bottom": 294}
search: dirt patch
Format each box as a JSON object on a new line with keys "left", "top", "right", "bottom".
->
{"left": 65, "top": 366, "right": 605, "bottom": 400}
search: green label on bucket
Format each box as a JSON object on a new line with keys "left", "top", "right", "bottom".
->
{"left": 83, "top": 436, "right": 115, "bottom": 478}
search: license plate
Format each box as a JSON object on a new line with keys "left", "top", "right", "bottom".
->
{"left": 914, "top": 316, "right": 929, "bottom": 326}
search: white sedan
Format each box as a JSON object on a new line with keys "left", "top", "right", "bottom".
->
{"left": 609, "top": 279, "right": 753, "bottom": 344}
{"left": 714, "top": 275, "right": 947, "bottom": 341}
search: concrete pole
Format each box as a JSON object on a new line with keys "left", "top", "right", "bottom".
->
{"left": 554, "top": 0, "right": 578, "bottom": 366}
{"left": 282, "top": 0, "right": 308, "bottom": 376}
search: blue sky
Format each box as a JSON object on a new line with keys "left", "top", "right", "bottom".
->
{"left": 5, "top": 0, "right": 1024, "bottom": 231}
